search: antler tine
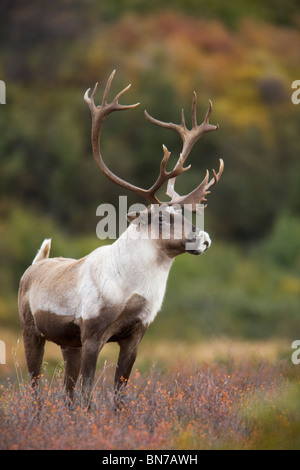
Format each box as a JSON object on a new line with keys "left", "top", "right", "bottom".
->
{"left": 166, "top": 177, "right": 178, "bottom": 200}
{"left": 181, "top": 109, "right": 186, "bottom": 128}
{"left": 145, "top": 93, "right": 219, "bottom": 167}
{"left": 192, "top": 91, "right": 197, "bottom": 128}
{"left": 167, "top": 159, "right": 224, "bottom": 212}
{"left": 204, "top": 99, "right": 212, "bottom": 123}
{"left": 146, "top": 144, "right": 191, "bottom": 200}
{"left": 166, "top": 169, "right": 210, "bottom": 210}
{"left": 144, "top": 110, "right": 178, "bottom": 132}
{"left": 101, "top": 69, "right": 116, "bottom": 105}
{"left": 205, "top": 158, "right": 224, "bottom": 191}
{"left": 101, "top": 69, "right": 138, "bottom": 108}
{"left": 85, "top": 70, "right": 140, "bottom": 115}
{"left": 114, "top": 83, "right": 135, "bottom": 106}
{"left": 84, "top": 82, "right": 98, "bottom": 109}
{"left": 160, "top": 145, "right": 172, "bottom": 173}
{"left": 145, "top": 91, "right": 222, "bottom": 208}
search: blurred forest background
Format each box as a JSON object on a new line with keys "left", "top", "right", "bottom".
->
{"left": 0, "top": 0, "right": 300, "bottom": 346}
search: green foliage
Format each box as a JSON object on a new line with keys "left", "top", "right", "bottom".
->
{"left": 0, "top": 2, "right": 299, "bottom": 340}
{"left": 244, "top": 383, "right": 300, "bottom": 450}
{"left": 1, "top": 4, "right": 300, "bottom": 241}
{"left": 259, "top": 215, "right": 300, "bottom": 270}
{"left": 86, "top": 0, "right": 300, "bottom": 28}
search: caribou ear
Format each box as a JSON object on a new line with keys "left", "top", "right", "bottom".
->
{"left": 126, "top": 211, "right": 140, "bottom": 223}
{"left": 127, "top": 210, "right": 149, "bottom": 226}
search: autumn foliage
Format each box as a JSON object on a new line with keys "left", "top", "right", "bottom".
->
{"left": 1, "top": 0, "right": 300, "bottom": 451}
{"left": 0, "top": 360, "right": 299, "bottom": 450}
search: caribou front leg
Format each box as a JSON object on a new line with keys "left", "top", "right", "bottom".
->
{"left": 80, "top": 336, "right": 103, "bottom": 409}
{"left": 61, "top": 346, "right": 82, "bottom": 402}
{"left": 113, "top": 322, "right": 147, "bottom": 407}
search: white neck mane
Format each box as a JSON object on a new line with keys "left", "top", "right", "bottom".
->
{"left": 95, "top": 223, "right": 174, "bottom": 324}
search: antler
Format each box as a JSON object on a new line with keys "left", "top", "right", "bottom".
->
{"left": 145, "top": 92, "right": 218, "bottom": 166}
{"left": 84, "top": 70, "right": 191, "bottom": 204}
{"left": 145, "top": 92, "right": 223, "bottom": 211}
{"left": 166, "top": 158, "right": 224, "bottom": 211}
{"left": 85, "top": 70, "right": 223, "bottom": 208}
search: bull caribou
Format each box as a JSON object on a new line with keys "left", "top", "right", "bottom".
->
{"left": 18, "top": 71, "right": 223, "bottom": 406}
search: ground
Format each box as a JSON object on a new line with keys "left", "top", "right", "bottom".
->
{"left": 0, "top": 332, "right": 299, "bottom": 450}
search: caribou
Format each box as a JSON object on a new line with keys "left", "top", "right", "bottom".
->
{"left": 18, "top": 71, "right": 223, "bottom": 406}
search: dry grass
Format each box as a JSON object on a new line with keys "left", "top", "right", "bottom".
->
{"left": 0, "top": 360, "right": 290, "bottom": 450}
{"left": 0, "top": 329, "right": 299, "bottom": 450}
{"left": 0, "top": 328, "right": 290, "bottom": 380}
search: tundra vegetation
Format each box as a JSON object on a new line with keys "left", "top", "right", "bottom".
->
{"left": 0, "top": 0, "right": 300, "bottom": 449}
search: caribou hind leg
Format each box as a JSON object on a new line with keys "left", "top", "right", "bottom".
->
{"left": 20, "top": 303, "right": 46, "bottom": 388}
